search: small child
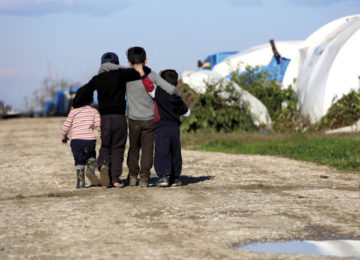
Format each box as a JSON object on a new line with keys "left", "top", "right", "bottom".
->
{"left": 61, "top": 93, "right": 101, "bottom": 189}
{"left": 134, "top": 65, "right": 190, "bottom": 187}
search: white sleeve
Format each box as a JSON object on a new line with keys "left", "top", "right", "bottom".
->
{"left": 148, "top": 85, "right": 157, "bottom": 98}
{"left": 182, "top": 108, "right": 191, "bottom": 118}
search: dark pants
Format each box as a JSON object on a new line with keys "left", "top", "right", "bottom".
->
{"left": 127, "top": 119, "right": 155, "bottom": 181}
{"left": 97, "top": 114, "right": 127, "bottom": 184}
{"left": 70, "top": 139, "right": 96, "bottom": 166}
{"left": 154, "top": 121, "right": 182, "bottom": 179}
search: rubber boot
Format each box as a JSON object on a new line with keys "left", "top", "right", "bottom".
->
{"left": 85, "top": 158, "right": 100, "bottom": 186}
{"left": 76, "top": 166, "right": 86, "bottom": 189}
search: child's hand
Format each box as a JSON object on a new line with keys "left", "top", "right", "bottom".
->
{"left": 62, "top": 137, "right": 69, "bottom": 144}
{"left": 133, "top": 64, "right": 145, "bottom": 76}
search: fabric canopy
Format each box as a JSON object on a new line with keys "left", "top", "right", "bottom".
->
{"left": 282, "top": 15, "right": 360, "bottom": 123}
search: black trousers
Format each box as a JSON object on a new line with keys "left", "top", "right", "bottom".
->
{"left": 70, "top": 139, "right": 96, "bottom": 166}
{"left": 97, "top": 114, "right": 127, "bottom": 184}
{"left": 154, "top": 121, "right": 182, "bottom": 179}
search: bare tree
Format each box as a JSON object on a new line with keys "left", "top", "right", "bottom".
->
{"left": 0, "top": 100, "right": 12, "bottom": 114}
{"left": 27, "top": 66, "right": 81, "bottom": 111}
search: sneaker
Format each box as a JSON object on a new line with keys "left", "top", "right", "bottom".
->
{"left": 99, "top": 165, "right": 110, "bottom": 186}
{"left": 139, "top": 178, "right": 149, "bottom": 187}
{"left": 171, "top": 178, "right": 182, "bottom": 187}
{"left": 157, "top": 177, "right": 169, "bottom": 187}
{"left": 85, "top": 159, "right": 100, "bottom": 186}
{"left": 129, "top": 178, "right": 137, "bottom": 186}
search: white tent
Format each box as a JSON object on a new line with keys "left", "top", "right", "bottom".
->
{"left": 182, "top": 70, "right": 272, "bottom": 127}
{"left": 282, "top": 15, "right": 360, "bottom": 123}
{"left": 212, "top": 41, "right": 303, "bottom": 77}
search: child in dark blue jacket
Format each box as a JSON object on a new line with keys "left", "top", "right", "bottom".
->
{"left": 134, "top": 65, "right": 190, "bottom": 187}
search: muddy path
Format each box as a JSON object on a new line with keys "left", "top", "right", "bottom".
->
{"left": 0, "top": 118, "right": 359, "bottom": 259}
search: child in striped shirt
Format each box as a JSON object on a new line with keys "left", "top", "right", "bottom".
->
{"left": 61, "top": 93, "right": 101, "bottom": 189}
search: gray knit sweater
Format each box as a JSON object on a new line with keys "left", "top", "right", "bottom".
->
{"left": 126, "top": 71, "right": 178, "bottom": 120}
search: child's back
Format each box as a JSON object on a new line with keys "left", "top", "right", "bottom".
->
{"left": 62, "top": 105, "right": 101, "bottom": 140}
{"left": 62, "top": 104, "right": 101, "bottom": 189}
{"left": 137, "top": 68, "right": 190, "bottom": 187}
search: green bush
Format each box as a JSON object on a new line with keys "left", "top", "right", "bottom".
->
{"left": 231, "top": 66, "right": 303, "bottom": 132}
{"left": 180, "top": 80, "right": 255, "bottom": 133}
{"left": 314, "top": 89, "right": 360, "bottom": 131}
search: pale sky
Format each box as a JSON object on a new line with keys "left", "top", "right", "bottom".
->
{"left": 0, "top": 0, "right": 359, "bottom": 110}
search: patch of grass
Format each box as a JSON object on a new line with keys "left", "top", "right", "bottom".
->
{"left": 181, "top": 131, "right": 360, "bottom": 171}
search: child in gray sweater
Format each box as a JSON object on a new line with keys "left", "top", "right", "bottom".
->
{"left": 125, "top": 46, "right": 178, "bottom": 187}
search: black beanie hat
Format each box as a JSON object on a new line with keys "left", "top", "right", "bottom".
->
{"left": 101, "top": 52, "right": 119, "bottom": 65}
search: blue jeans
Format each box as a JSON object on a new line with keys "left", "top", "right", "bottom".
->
{"left": 70, "top": 139, "right": 96, "bottom": 166}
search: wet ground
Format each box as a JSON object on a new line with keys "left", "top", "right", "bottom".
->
{"left": 1, "top": 117, "right": 360, "bottom": 259}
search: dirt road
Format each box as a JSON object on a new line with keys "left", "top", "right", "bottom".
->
{"left": 1, "top": 117, "right": 359, "bottom": 259}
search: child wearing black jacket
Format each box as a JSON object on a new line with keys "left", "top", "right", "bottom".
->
{"left": 134, "top": 64, "right": 190, "bottom": 187}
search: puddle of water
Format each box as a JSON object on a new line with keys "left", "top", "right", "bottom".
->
{"left": 239, "top": 239, "right": 360, "bottom": 258}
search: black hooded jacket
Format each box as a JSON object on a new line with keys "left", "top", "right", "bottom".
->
{"left": 73, "top": 66, "right": 151, "bottom": 115}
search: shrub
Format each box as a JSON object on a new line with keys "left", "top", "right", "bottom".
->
{"left": 313, "top": 89, "right": 360, "bottom": 131}
{"left": 180, "top": 80, "right": 255, "bottom": 133}
{"left": 231, "top": 66, "right": 303, "bottom": 132}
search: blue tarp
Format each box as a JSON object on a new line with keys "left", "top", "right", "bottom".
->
{"left": 228, "top": 56, "right": 290, "bottom": 82}
{"left": 257, "top": 56, "right": 290, "bottom": 82}
{"left": 43, "top": 100, "right": 55, "bottom": 116}
{"left": 38, "top": 87, "right": 99, "bottom": 116}
{"left": 202, "top": 51, "right": 238, "bottom": 69}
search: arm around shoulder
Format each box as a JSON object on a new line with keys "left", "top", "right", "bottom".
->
{"left": 149, "top": 72, "right": 178, "bottom": 96}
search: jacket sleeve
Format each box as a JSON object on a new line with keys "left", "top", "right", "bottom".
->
{"left": 72, "top": 79, "right": 96, "bottom": 108}
{"left": 149, "top": 72, "right": 179, "bottom": 96}
{"left": 120, "top": 66, "right": 152, "bottom": 82}
{"left": 141, "top": 75, "right": 156, "bottom": 98}
{"left": 175, "top": 97, "right": 190, "bottom": 117}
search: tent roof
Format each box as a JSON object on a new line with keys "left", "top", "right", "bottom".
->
{"left": 212, "top": 41, "right": 303, "bottom": 77}
{"left": 284, "top": 14, "right": 360, "bottom": 123}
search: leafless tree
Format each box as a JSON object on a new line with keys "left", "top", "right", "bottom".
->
{"left": 26, "top": 66, "right": 80, "bottom": 111}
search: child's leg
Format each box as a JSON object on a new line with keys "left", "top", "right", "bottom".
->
{"left": 170, "top": 126, "right": 182, "bottom": 186}
{"left": 154, "top": 124, "right": 172, "bottom": 186}
{"left": 70, "top": 139, "right": 89, "bottom": 188}
{"left": 75, "top": 165, "right": 86, "bottom": 189}
{"left": 97, "top": 115, "right": 112, "bottom": 171}
{"left": 86, "top": 158, "right": 100, "bottom": 186}
{"left": 110, "top": 115, "right": 127, "bottom": 185}
{"left": 81, "top": 140, "right": 100, "bottom": 186}
{"left": 127, "top": 119, "right": 142, "bottom": 180}
{"left": 139, "top": 119, "right": 155, "bottom": 182}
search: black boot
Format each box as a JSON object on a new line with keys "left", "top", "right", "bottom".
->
{"left": 76, "top": 168, "right": 86, "bottom": 189}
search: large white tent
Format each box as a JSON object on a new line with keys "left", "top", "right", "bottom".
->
{"left": 182, "top": 70, "right": 272, "bottom": 127}
{"left": 212, "top": 41, "right": 303, "bottom": 77}
{"left": 282, "top": 15, "right": 360, "bottom": 123}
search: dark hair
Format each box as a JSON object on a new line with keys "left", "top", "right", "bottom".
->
{"left": 160, "top": 69, "right": 178, "bottom": 86}
{"left": 126, "top": 46, "right": 146, "bottom": 65}
{"left": 73, "top": 89, "right": 93, "bottom": 107}
{"left": 101, "top": 52, "right": 119, "bottom": 65}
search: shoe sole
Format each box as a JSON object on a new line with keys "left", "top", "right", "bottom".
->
{"left": 85, "top": 164, "right": 100, "bottom": 186}
{"left": 113, "top": 183, "right": 125, "bottom": 188}
{"left": 157, "top": 183, "right": 169, "bottom": 187}
{"left": 100, "top": 166, "right": 110, "bottom": 186}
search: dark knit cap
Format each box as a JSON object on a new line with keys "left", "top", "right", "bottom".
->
{"left": 101, "top": 52, "right": 119, "bottom": 65}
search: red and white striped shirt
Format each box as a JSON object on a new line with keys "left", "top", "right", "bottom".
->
{"left": 62, "top": 106, "right": 101, "bottom": 140}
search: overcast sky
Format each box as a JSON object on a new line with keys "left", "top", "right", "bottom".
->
{"left": 0, "top": 0, "right": 359, "bottom": 110}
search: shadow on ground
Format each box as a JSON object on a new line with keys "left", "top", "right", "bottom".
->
{"left": 148, "top": 175, "right": 214, "bottom": 186}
